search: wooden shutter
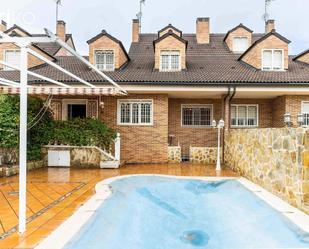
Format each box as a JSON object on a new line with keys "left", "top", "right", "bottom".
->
{"left": 50, "top": 100, "right": 62, "bottom": 121}
{"left": 87, "top": 100, "right": 98, "bottom": 118}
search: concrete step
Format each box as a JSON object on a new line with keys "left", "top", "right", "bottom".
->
{"left": 100, "top": 160, "right": 120, "bottom": 169}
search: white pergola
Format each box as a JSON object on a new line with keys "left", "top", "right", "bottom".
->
{"left": 0, "top": 29, "right": 127, "bottom": 233}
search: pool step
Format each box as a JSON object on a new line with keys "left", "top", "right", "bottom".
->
{"left": 100, "top": 160, "right": 120, "bottom": 169}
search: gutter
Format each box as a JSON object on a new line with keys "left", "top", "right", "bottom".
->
{"left": 222, "top": 86, "right": 236, "bottom": 166}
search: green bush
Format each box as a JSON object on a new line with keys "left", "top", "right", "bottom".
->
{"left": 0, "top": 94, "right": 117, "bottom": 164}
{"left": 48, "top": 118, "right": 117, "bottom": 151}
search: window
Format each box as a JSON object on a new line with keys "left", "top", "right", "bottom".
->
{"left": 160, "top": 50, "right": 180, "bottom": 71}
{"left": 4, "top": 50, "right": 20, "bottom": 70}
{"left": 233, "top": 37, "right": 249, "bottom": 53}
{"left": 62, "top": 99, "right": 88, "bottom": 121}
{"left": 118, "top": 100, "right": 153, "bottom": 125}
{"left": 95, "top": 50, "right": 114, "bottom": 71}
{"left": 262, "top": 49, "right": 284, "bottom": 71}
{"left": 181, "top": 105, "right": 212, "bottom": 127}
{"left": 68, "top": 104, "right": 86, "bottom": 119}
{"left": 302, "top": 102, "right": 309, "bottom": 126}
{"left": 231, "top": 105, "right": 258, "bottom": 127}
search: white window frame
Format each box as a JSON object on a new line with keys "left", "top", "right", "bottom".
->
{"left": 301, "top": 101, "right": 309, "bottom": 126}
{"left": 62, "top": 99, "right": 88, "bottom": 121}
{"left": 4, "top": 49, "right": 21, "bottom": 70}
{"left": 94, "top": 49, "right": 115, "bottom": 71}
{"left": 231, "top": 104, "right": 259, "bottom": 128}
{"left": 181, "top": 104, "right": 213, "bottom": 128}
{"left": 117, "top": 99, "right": 153, "bottom": 126}
{"left": 262, "top": 49, "right": 284, "bottom": 71}
{"left": 160, "top": 50, "right": 181, "bottom": 72}
{"left": 233, "top": 36, "right": 249, "bottom": 53}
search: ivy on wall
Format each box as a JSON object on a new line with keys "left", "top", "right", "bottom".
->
{"left": 0, "top": 94, "right": 116, "bottom": 165}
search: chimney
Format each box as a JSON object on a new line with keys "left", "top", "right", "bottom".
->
{"left": 0, "top": 20, "right": 7, "bottom": 32}
{"left": 196, "top": 18, "right": 210, "bottom": 44}
{"left": 265, "top": 19, "right": 275, "bottom": 33}
{"left": 132, "top": 19, "right": 140, "bottom": 43}
{"left": 56, "top": 20, "right": 66, "bottom": 41}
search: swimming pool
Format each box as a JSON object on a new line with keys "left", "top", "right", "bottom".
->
{"left": 38, "top": 176, "right": 309, "bottom": 249}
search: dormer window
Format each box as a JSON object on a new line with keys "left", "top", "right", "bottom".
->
{"left": 233, "top": 37, "right": 249, "bottom": 53}
{"left": 4, "top": 49, "right": 20, "bottom": 70}
{"left": 94, "top": 50, "right": 115, "bottom": 71}
{"left": 160, "top": 50, "right": 180, "bottom": 72}
{"left": 262, "top": 49, "right": 284, "bottom": 71}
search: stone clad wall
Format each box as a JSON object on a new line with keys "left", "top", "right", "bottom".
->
{"left": 224, "top": 128, "right": 309, "bottom": 212}
{"left": 167, "top": 146, "right": 181, "bottom": 163}
{"left": 190, "top": 147, "right": 218, "bottom": 164}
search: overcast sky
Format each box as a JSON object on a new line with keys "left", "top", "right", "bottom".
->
{"left": 0, "top": 0, "right": 308, "bottom": 55}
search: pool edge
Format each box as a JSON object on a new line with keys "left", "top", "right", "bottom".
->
{"left": 35, "top": 175, "right": 309, "bottom": 249}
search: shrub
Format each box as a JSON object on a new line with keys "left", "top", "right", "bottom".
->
{"left": 0, "top": 94, "right": 117, "bottom": 164}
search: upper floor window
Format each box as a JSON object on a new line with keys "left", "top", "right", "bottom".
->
{"left": 233, "top": 37, "right": 249, "bottom": 53}
{"left": 4, "top": 50, "right": 20, "bottom": 70}
{"left": 160, "top": 50, "right": 180, "bottom": 71}
{"left": 117, "top": 100, "right": 153, "bottom": 125}
{"left": 181, "top": 104, "right": 212, "bottom": 127}
{"left": 262, "top": 49, "right": 284, "bottom": 71}
{"left": 231, "top": 105, "right": 258, "bottom": 127}
{"left": 94, "top": 50, "right": 114, "bottom": 71}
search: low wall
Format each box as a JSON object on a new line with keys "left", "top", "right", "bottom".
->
{"left": 0, "top": 160, "right": 44, "bottom": 177}
{"left": 167, "top": 146, "right": 181, "bottom": 163}
{"left": 42, "top": 146, "right": 109, "bottom": 168}
{"left": 190, "top": 147, "right": 218, "bottom": 164}
{"left": 224, "top": 128, "right": 309, "bottom": 211}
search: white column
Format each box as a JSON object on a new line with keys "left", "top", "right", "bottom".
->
{"left": 115, "top": 133, "right": 121, "bottom": 161}
{"left": 216, "top": 126, "right": 221, "bottom": 171}
{"left": 19, "top": 45, "right": 28, "bottom": 234}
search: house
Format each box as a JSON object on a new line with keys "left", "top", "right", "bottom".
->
{"left": 0, "top": 17, "right": 309, "bottom": 164}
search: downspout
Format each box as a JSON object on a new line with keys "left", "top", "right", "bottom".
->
{"left": 222, "top": 86, "right": 236, "bottom": 165}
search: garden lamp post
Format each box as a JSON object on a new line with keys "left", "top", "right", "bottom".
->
{"left": 212, "top": 119, "right": 225, "bottom": 171}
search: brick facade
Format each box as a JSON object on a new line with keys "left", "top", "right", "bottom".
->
{"left": 296, "top": 52, "right": 309, "bottom": 65}
{"left": 168, "top": 98, "right": 222, "bottom": 156}
{"left": 154, "top": 35, "right": 187, "bottom": 70}
{"left": 88, "top": 36, "right": 128, "bottom": 69}
{"left": 241, "top": 35, "right": 289, "bottom": 70}
{"left": 100, "top": 94, "right": 169, "bottom": 164}
{"left": 225, "top": 27, "right": 252, "bottom": 52}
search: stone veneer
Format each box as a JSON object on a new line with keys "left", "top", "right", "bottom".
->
{"left": 190, "top": 147, "right": 218, "bottom": 164}
{"left": 167, "top": 146, "right": 181, "bottom": 163}
{"left": 42, "top": 146, "right": 109, "bottom": 168}
{"left": 0, "top": 161, "right": 44, "bottom": 177}
{"left": 224, "top": 128, "right": 309, "bottom": 212}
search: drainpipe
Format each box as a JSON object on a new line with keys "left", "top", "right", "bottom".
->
{"left": 222, "top": 86, "right": 236, "bottom": 165}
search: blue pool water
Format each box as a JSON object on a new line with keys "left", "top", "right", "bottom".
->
{"left": 64, "top": 176, "right": 309, "bottom": 249}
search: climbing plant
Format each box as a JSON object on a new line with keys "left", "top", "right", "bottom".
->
{"left": 0, "top": 94, "right": 116, "bottom": 165}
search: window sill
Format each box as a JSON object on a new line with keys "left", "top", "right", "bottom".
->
{"left": 117, "top": 123, "right": 154, "bottom": 127}
{"left": 181, "top": 125, "right": 213, "bottom": 129}
{"left": 231, "top": 126, "right": 258, "bottom": 129}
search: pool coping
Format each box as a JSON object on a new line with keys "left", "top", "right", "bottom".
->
{"left": 35, "top": 175, "right": 309, "bottom": 249}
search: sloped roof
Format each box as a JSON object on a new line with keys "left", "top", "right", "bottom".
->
{"left": 158, "top": 24, "right": 183, "bottom": 37}
{"left": 1, "top": 32, "right": 309, "bottom": 85}
{"left": 86, "top": 30, "right": 130, "bottom": 61}
{"left": 223, "top": 23, "right": 253, "bottom": 42}
{"left": 293, "top": 49, "right": 309, "bottom": 62}
{"left": 153, "top": 30, "right": 188, "bottom": 51}
{"left": 238, "top": 30, "right": 291, "bottom": 61}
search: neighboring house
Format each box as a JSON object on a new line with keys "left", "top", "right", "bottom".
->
{"left": 0, "top": 17, "right": 309, "bottom": 164}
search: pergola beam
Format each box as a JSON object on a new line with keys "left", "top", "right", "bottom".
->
{"left": 0, "top": 60, "right": 71, "bottom": 88}
{"left": 45, "top": 29, "right": 127, "bottom": 94}
{"left": 0, "top": 77, "right": 21, "bottom": 87}
{"left": 27, "top": 48, "right": 96, "bottom": 88}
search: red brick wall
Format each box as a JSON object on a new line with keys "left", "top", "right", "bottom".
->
{"left": 100, "top": 94, "right": 169, "bottom": 164}
{"left": 168, "top": 98, "right": 222, "bottom": 155}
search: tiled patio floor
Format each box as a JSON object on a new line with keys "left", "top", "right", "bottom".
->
{"left": 0, "top": 163, "right": 237, "bottom": 249}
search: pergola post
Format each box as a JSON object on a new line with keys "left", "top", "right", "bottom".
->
{"left": 18, "top": 44, "right": 28, "bottom": 234}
